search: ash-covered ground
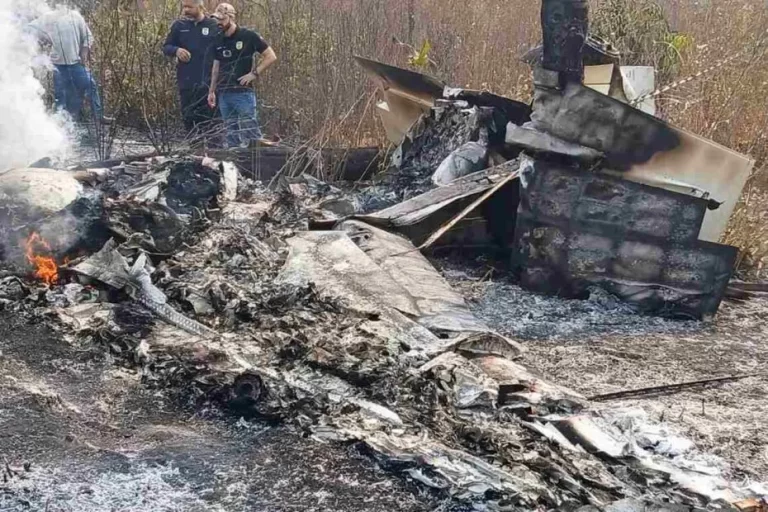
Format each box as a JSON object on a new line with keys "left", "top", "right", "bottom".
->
{"left": 437, "top": 257, "right": 768, "bottom": 479}
{"left": 0, "top": 312, "right": 452, "bottom": 512}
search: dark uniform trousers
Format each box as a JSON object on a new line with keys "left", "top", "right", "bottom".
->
{"left": 180, "top": 85, "right": 217, "bottom": 137}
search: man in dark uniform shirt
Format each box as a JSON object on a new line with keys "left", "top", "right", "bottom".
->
{"left": 162, "top": 0, "right": 220, "bottom": 140}
{"left": 207, "top": 3, "right": 277, "bottom": 148}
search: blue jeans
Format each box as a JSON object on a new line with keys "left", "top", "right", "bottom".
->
{"left": 53, "top": 64, "right": 103, "bottom": 121}
{"left": 218, "top": 90, "right": 262, "bottom": 148}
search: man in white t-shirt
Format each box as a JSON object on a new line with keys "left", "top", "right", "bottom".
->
{"left": 29, "top": 5, "right": 111, "bottom": 124}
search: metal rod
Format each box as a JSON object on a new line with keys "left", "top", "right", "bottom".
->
{"left": 588, "top": 373, "right": 762, "bottom": 402}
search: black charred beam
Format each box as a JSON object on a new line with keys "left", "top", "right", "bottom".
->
{"left": 541, "top": 0, "right": 589, "bottom": 85}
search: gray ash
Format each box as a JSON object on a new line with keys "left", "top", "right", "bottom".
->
{"left": 437, "top": 259, "right": 702, "bottom": 341}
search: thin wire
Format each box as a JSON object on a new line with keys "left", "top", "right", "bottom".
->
{"left": 631, "top": 27, "right": 768, "bottom": 106}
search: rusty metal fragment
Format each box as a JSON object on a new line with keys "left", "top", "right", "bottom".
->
{"left": 735, "top": 498, "right": 768, "bottom": 512}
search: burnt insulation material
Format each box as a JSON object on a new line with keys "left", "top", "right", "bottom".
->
{"left": 165, "top": 160, "right": 221, "bottom": 216}
{"left": 390, "top": 104, "right": 497, "bottom": 200}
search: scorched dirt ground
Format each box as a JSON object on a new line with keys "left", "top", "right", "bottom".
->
{"left": 0, "top": 311, "right": 452, "bottom": 512}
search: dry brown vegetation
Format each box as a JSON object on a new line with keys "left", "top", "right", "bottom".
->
{"left": 77, "top": 0, "right": 768, "bottom": 276}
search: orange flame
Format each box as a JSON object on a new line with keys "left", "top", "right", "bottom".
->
{"left": 24, "top": 233, "right": 59, "bottom": 286}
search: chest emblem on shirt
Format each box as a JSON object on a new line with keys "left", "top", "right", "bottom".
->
{"left": 222, "top": 49, "right": 232, "bottom": 58}
{"left": 202, "top": 27, "right": 209, "bottom": 36}
{"left": 236, "top": 41, "right": 243, "bottom": 50}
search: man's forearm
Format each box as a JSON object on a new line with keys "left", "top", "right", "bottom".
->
{"left": 163, "top": 43, "right": 179, "bottom": 57}
{"left": 80, "top": 46, "right": 90, "bottom": 66}
{"left": 210, "top": 61, "right": 220, "bottom": 92}
{"left": 254, "top": 47, "right": 277, "bottom": 76}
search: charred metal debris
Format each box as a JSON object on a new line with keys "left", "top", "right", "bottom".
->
{"left": 2, "top": 153, "right": 766, "bottom": 511}
{"left": 0, "top": 2, "right": 766, "bottom": 511}
{"left": 353, "top": 0, "right": 751, "bottom": 319}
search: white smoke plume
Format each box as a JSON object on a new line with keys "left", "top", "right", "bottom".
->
{"left": 0, "top": 0, "right": 73, "bottom": 172}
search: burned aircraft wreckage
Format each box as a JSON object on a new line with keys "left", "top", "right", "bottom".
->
{"left": 355, "top": 0, "right": 752, "bottom": 320}
{"left": 0, "top": 0, "right": 765, "bottom": 510}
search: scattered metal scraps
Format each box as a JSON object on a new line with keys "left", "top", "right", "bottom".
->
{"left": 1, "top": 149, "right": 764, "bottom": 511}
{"left": 2, "top": 147, "right": 763, "bottom": 509}
{"left": 73, "top": 238, "right": 217, "bottom": 338}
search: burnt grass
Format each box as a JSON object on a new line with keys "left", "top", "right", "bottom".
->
{"left": 0, "top": 311, "right": 453, "bottom": 512}
{"left": 438, "top": 257, "right": 768, "bottom": 480}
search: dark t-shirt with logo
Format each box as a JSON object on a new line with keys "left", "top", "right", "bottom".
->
{"left": 162, "top": 17, "right": 220, "bottom": 90}
{"left": 213, "top": 27, "right": 269, "bottom": 92}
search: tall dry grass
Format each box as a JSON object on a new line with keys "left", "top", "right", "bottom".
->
{"left": 651, "top": 1, "right": 768, "bottom": 278}
{"left": 88, "top": 0, "right": 182, "bottom": 152}
{"left": 77, "top": 0, "right": 768, "bottom": 276}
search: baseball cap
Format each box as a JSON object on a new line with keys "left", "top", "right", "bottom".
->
{"left": 212, "top": 3, "right": 236, "bottom": 19}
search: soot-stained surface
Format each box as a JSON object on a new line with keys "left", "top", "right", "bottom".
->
{"left": 0, "top": 312, "right": 444, "bottom": 512}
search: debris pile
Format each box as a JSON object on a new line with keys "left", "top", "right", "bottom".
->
{"left": 0, "top": 140, "right": 765, "bottom": 511}
{"left": 0, "top": 2, "right": 765, "bottom": 510}
{"left": 354, "top": 42, "right": 753, "bottom": 320}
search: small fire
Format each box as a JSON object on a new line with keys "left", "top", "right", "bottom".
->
{"left": 24, "top": 233, "right": 59, "bottom": 286}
